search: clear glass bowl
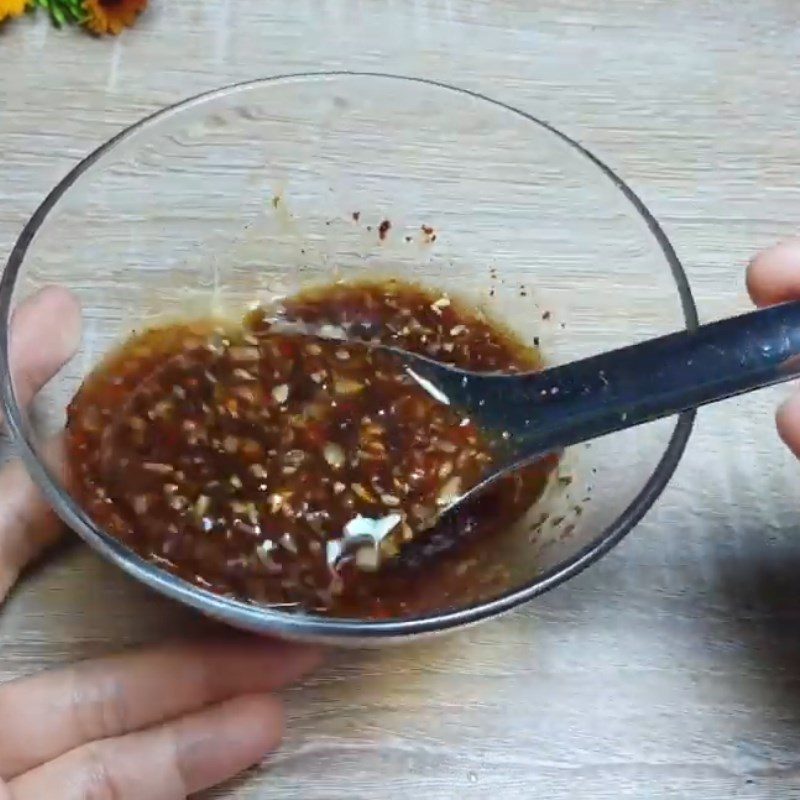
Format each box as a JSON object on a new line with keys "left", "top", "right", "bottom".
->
{"left": 0, "top": 73, "right": 696, "bottom": 644}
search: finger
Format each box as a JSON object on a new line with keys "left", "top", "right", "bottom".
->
{"left": 4, "top": 286, "right": 81, "bottom": 420}
{"left": 10, "top": 693, "right": 284, "bottom": 800}
{"left": 0, "top": 437, "right": 65, "bottom": 603}
{"left": 747, "top": 239, "right": 800, "bottom": 458}
{"left": 0, "top": 286, "right": 81, "bottom": 592}
{"left": 0, "top": 637, "right": 320, "bottom": 779}
{"left": 776, "top": 392, "right": 800, "bottom": 459}
{"left": 0, "top": 287, "right": 81, "bottom": 598}
{"left": 746, "top": 238, "right": 800, "bottom": 307}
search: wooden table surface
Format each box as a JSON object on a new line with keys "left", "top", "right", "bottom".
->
{"left": 3, "top": 2, "right": 800, "bottom": 798}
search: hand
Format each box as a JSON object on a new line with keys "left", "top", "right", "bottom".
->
{"left": 0, "top": 288, "right": 321, "bottom": 800}
{"left": 747, "top": 238, "right": 800, "bottom": 458}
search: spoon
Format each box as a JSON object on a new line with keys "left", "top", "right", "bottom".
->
{"left": 296, "top": 300, "right": 800, "bottom": 568}
{"left": 404, "top": 300, "right": 800, "bottom": 499}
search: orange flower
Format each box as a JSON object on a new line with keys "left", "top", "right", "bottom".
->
{"left": 83, "top": 0, "right": 146, "bottom": 35}
{"left": 0, "top": 0, "right": 31, "bottom": 23}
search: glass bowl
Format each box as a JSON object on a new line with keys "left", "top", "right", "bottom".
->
{"left": 0, "top": 73, "right": 697, "bottom": 644}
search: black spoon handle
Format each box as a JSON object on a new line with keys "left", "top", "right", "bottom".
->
{"left": 463, "top": 300, "right": 800, "bottom": 459}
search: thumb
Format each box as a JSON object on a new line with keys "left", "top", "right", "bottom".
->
{"left": 0, "top": 438, "right": 65, "bottom": 602}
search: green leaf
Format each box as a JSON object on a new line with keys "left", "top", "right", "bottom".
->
{"left": 33, "top": 0, "right": 86, "bottom": 26}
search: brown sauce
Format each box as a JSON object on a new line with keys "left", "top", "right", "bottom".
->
{"left": 66, "top": 280, "right": 554, "bottom": 618}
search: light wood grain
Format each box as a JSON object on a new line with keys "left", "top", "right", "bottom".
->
{"left": 3, "top": 2, "right": 800, "bottom": 798}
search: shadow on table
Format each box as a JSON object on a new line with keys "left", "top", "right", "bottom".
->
{"left": 671, "top": 517, "right": 800, "bottom": 737}
{"left": 698, "top": 521, "right": 800, "bottom": 645}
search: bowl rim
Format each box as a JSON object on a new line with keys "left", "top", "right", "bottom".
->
{"left": 0, "top": 71, "right": 698, "bottom": 642}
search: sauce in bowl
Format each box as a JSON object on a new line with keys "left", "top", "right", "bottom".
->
{"left": 67, "top": 280, "right": 554, "bottom": 618}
